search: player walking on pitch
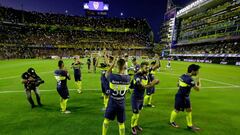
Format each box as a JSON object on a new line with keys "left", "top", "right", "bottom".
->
{"left": 130, "top": 61, "right": 160, "bottom": 135}
{"left": 169, "top": 64, "right": 201, "bottom": 131}
{"left": 71, "top": 56, "right": 83, "bottom": 94}
{"left": 144, "top": 55, "right": 160, "bottom": 107}
{"left": 54, "top": 60, "right": 71, "bottom": 114}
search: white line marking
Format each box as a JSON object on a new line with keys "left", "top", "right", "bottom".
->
{"left": 200, "top": 78, "right": 239, "bottom": 87}
{"left": 158, "top": 72, "right": 240, "bottom": 87}
{"left": 1, "top": 70, "right": 239, "bottom": 87}
{"left": 0, "top": 86, "right": 239, "bottom": 94}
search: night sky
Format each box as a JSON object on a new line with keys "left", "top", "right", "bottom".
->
{"left": 0, "top": 0, "right": 192, "bottom": 41}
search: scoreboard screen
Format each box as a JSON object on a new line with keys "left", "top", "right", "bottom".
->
{"left": 84, "top": 1, "right": 109, "bottom": 11}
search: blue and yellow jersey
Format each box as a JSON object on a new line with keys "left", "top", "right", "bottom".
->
{"left": 99, "top": 63, "right": 109, "bottom": 75}
{"left": 148, "top": 67, "right": 156, "bottom": 82}
{"left": 54, "top": 69, "right": 70, "bottom": 89}
{"left": 71, "top": 62, "right": 81, "bottom": 75}
{"left": 128, "top": 64, "right": 140, "bottom": 76}
{"left": 100, "top": 63, "right": 116, "bottom": 75}
{"left": 135, "top": 64, "right": 140, "bottom": 73}
{"left": 132, "top": 72, "right": 149, "bottom": 99}
{"left": 177, "top": 74, "right": 196, "bottom": 97}
{"left": 128, "top": 67, "right": 135, "bottom": 76}
{"left": 108, "top": 73, "right": 131, "bottom": 100}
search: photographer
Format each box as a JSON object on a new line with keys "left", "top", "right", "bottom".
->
{"left": 21, "top": 68, "right": 44, "bottom": 108}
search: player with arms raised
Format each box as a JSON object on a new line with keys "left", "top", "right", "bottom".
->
{"left": 102, "top": 57, "right": 131, "bottom": 135}
{"left": 71, "top": 56, "right": 83, "bottom": 94}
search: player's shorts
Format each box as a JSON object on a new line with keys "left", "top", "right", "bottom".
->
{"left": 57, "top": 87, "right": 69, "bottom": 99}
{"left": 101, "top": 75, "right": 110, "bottom": 95}
{"left": 146, "top": 87, "right": 155, "bottom": 95}
{"left": 129, "top": 79, "right": 134, "bottom": 89}
{"left": 24, "top": 86, "right": 37, "bottom": 91}
{"left": 131, "top": 95, "right": 143, "bottom": 113}
{"left": 104, "top": 97, "right": 125, "bottom": 123}
{"left": 74, "top": 73, "right": 81, "bottom": 82}
{"left": 24, "top": 87, "right": 40, "bottom": 96}
{"left": 167, "top": 63, "right": 171, "bottom": 68}
{"left": 174, "top": 94, "right": 191, "bottom": 111}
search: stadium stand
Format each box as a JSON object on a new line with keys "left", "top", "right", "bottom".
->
{"left": 0, "top": 6, "right": 152, "bottom": 59}
{"left": 169, "top": 0, "right": 240, "bottom": 65}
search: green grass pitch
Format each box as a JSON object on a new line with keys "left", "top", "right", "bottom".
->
{"left": 0, "top": 59, "right": 240, "bottom": 135}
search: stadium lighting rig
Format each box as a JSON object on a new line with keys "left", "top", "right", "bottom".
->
{"left": 177, "top": 0, "right": 213, "bottom": 17}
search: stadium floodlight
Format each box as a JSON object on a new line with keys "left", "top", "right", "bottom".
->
{"left": 103, "top": 5, "right": 109, "bottom": 10}
{"left": 177, "top": 0, "right": 213, "bottom": 17}
{"left": 84, "top": 3, "right": 89, "bottom": 9}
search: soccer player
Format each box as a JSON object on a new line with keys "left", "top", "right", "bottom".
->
{"left": 102, "top": 55, "right": 114, "bottom": 110}
{"left": 166, "top": 57, "right": 172, "bottom": 70}
{"left": 71, "top": 56, "right": 83, "bottom": 93}
{"left": 128, "top": 57, "right": 141, "bottom": 91}
{"left": 102, "top": 57, "right": 131, "bottom": 135}
{"left": 87, "top": 57, "right": 91, "bottom": 73}
{"left": 131, "top": 61, "right": 160, "bottom": 135}
{"left": 124, "top": 53, "right": 129, "bottom": 75}
{"left": 169, "top": 64, "right": 201, "bottom": 131}
{"left": 21, "top": 68, "right": 44, "bottom": 108}
{"left": 131, "top": 57, "right": 140, "bottom": 73}
{"left": 54, "top": 60, "right": 71, "bottom": 114}
{"left": 93, "top": 57, "right": 97, "bottom": 73}
{"left": 96, "top": 51, "right": 114, "bottom": 110}
{"left": 144, "top": 56, "right": 160, "bottom": 107}
{"left": 153, "top": 54, "right": 161, "bottom": 72}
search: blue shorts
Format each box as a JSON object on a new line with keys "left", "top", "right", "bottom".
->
{"left": 146, "top": 87, "right": 155, "bottom": 95}
{"left": 57, "top": 87, "right": 69, "bottom": 99}
{"left": 74, "top": 73, "right": 81, "bottom": 82}
{"left": 101, "top": 75, "right": 110, "bottom": 95}
{"left": 131, "top": 95, "right": 143, "bottom": 113}
{"left": 174, "top": 94, "right": 191, "bottom": 111}
{"left": 104, "top": 97, "right": 125, "bottom": 123}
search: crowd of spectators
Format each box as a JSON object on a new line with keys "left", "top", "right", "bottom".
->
{"left": 172, "top": 42, "right": 240, "bottom": 54}
{"left": 0, "top": 7, "right": 150, "bottom": 30}
{"left": 0, "top": 46, "right": 85, "bottom": 59}
{"left": 0, "top": 6, "right": 152, "bottom": 59}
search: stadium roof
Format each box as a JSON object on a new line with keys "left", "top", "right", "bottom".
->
{"left": 172, "top": 0, "right": 194, "bottom": 8}
{"left": 176, "top": 0, "right": 228, "bottom": 18}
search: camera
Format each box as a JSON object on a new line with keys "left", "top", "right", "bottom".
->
{"left": 35, "top": 78, "right": 45, "bottom": 87}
